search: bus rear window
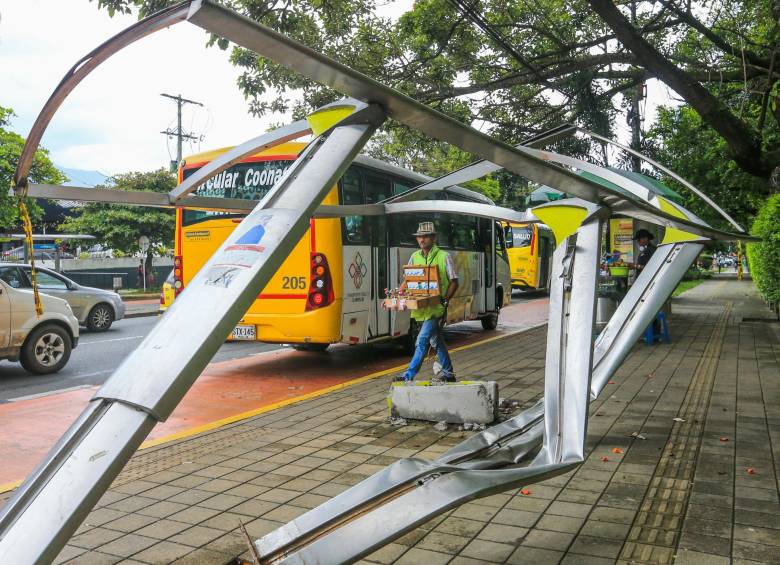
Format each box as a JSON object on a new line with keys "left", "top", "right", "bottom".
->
{"left": 181, "top": 159, "right": 293, "bottom": 226}
{"left": 511, "top": 226, "right": 533, "bottom": 248}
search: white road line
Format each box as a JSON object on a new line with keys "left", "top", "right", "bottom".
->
{"left": 70, "top": 369, "right": 113, "bottom": 379}
{"left": 80, "top": 335, "right": 145, "bottom": 345}
{"left": 8, "top": 384, "right": 95, "bottom": 402}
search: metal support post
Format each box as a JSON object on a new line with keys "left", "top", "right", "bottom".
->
{"left": 247, "top": 217, "right": 603, "bottom": 564}
{"left": 535, "top": 218, "right": 602, "bottom": 466}
{"left": 0, "top": 104, "right": 385, "bottom": 565}
{"left": 590, "top": 242, "right": 703, "bottom": 398}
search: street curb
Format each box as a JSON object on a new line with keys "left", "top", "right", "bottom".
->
{"left": 119, "top": 293, "right": 161, "bottom": 301}
{"left": 124, "top": 311, "right": 159, "bottom": 319}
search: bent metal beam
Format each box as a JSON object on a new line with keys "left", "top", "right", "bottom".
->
{"left": 0, "top": 102, "right": 386, "bottom": 564}
{"left": 1, "top": 1, "right": 756, "bottom": 563}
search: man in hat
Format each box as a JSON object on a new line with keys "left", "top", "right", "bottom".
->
{"left": 399, "top": 221, "right": 459, "bottom": 382}
{"left": 633, "top": 229, "right": 657, "bottom": 274}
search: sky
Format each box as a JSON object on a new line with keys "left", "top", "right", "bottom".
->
{"left": 1, "top": 0, "right": 299, "bottom": 175}
{"left": 1, "top": 0, "right": 674, "bottom": 178}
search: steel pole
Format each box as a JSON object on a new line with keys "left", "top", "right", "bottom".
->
{"left": 0, "top": 107, "right": 384, "bottom": 565}
{"left": 590, "top": 242, "right": 703, "bottom": 398}
{"left": 535, "top": 218, "right": 602, "bottom": 466}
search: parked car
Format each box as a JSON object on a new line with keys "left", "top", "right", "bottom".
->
{"left": 0, "top": 277, "right": 80, "bottom": 374}
{"left": 85, "top": 244, "right": 114, "bottom": 259}
{"left": 159, "top": 269, "right": 175, "bottom": 314}
{"left": 0, "top": 264, "right": 125, "bottom": 332}
{"left": 1, "top": 246, "right": 75, "bottom": 261}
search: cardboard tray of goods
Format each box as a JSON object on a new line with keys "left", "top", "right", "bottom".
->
{"left": 383, "top": 265, "right": 441, "bottom": 311}
{"left": 383, "top": 294, "right": 440, "bottom": 311}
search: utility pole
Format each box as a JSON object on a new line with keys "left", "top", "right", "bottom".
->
{"left": 160, "top": 93, "right": 204, "bottom": 172}
{"left": 627, "top": 1, "right": 644, "bottom": 172}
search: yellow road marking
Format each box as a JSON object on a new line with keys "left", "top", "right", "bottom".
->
{"left": 0, "top": 329, "right": 523, "bottom": 494}
{"left": 139, "top": 330, "right": 517, "bottom": 450}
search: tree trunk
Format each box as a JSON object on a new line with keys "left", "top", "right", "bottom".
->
{"left": 587, "top": 0, "right": 773, "bottom": 179}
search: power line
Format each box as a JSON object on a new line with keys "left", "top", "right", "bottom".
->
{"left": 160, "top": 93, "right": 204, "bottom": 171}
{"left": 446, "top": 0, "right": 562, "bottom": 95}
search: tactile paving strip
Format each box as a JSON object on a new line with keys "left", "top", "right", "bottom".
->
{"left": 619, "top": 303, "right": 732, "bottom": 564}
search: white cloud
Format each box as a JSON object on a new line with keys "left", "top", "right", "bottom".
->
{"left": 1, "top": 0, "right": 285, "bottom": 175}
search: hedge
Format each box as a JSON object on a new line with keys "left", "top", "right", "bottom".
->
{"left": 746, "top": 194, "right": 780, "bottom": 304}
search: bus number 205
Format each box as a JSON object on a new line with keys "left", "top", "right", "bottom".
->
{"left": 282, "top": 276, "right": 307, "bottom": 289}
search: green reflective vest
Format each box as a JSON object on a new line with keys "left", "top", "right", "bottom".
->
{"left": 409, "top": 245, "right": 451, "bottom": 321}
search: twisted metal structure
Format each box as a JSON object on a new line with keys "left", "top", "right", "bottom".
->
{"left": 0, "top": 1, "right": 755, "bottom": 563}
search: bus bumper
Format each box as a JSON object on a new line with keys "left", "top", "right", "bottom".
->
{"left": 233, "top": 309, "right": 341, "bottom": 344}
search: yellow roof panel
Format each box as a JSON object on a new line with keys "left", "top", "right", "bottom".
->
{"left": 182, "top": 141, "right": 307, "bottom": 167}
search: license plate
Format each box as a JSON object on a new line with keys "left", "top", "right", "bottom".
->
{"left": 231, "top": 324, "right": 256, "bottom": 340}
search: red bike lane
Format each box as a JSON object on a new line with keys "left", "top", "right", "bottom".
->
{"left": 0, "top": 295, "right": 548, "bottom": 489}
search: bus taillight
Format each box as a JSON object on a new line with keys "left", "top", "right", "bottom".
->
{"left": 173, "top": 255, "right": 184, "bottom": 296}
{"left": 306, "top": 253, "right": 334, "bottom": 310}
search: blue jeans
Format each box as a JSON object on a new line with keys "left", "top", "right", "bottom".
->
{"left": 403, "top": 317, "right": 454, "bottom": 380}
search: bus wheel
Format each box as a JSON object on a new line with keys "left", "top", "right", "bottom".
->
{"left": 292, "top": 343, "right": 330, "bottom": 352}
{"left": 481, "top": 312, "right": 499, "bottom": 331}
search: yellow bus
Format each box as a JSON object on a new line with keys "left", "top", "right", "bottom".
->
{"left": 173, "top": 142, "right": 511, "bottom": 350}
{"left": 504, "top": 222, "right": 554, "bottom": 292}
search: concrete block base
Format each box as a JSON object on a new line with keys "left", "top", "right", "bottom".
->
{"left": 388, "top": 381, "right": 498, "bottom": 424}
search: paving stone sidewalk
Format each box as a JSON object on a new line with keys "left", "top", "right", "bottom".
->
{"left": 17, "top": 278, "right": 779, "bottom": 564}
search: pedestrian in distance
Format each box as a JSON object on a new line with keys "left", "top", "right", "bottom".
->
{"left": 633, "top": 228, "right": 662, "bottom": 335}
{"left": 397, "top": 221, "right": 459, "bottom": 383}
{"left": 632, "top": 229, "right": 657, "bottom": 275}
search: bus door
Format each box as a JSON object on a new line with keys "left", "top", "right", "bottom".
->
{"left": 365, "top": 173, "right": 392, "bottom": 338}
{"left": 340, "top": 169, "right": 371, "bottom": 343}
{"left": 537, "top": 229, "right": 552, "bottom": 290}
{"left": 483, "top": 219, "right": 497, "bottom": 312}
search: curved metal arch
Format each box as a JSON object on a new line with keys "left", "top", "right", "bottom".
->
{"left": 13, "top": 1, "right": 193, "bottom": 188}
{"left": 577, "top": 127, "right": 745, "bottom": 232}
{"left": 186, "top": 1, "right": 726, "bottom": 238}
{"left": 169, "top": 118, "right": 312, "bottom": 201}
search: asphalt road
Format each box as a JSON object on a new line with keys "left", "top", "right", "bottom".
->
{"left": 0, "top": 289, "right": 546, "bottom": 403}
{"left": 0, "top": 316, "right": 284, "bottom": 403}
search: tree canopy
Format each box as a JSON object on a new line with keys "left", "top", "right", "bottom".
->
{"left": 0, "top": 106, "right": 65, "bottom": 229}
{"left": 60, "top": 169, "right": 176, "bottom": 254}
{"left": 95, "top": 0, "right": 779, "bottom": 219}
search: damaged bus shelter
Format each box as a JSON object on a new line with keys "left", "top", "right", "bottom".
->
{"left": 0, "top": 1, "right": 756, "bottom": 563}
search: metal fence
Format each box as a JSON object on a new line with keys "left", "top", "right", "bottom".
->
{"left": 63, "top": 267, "right": 170, "bottom": 290}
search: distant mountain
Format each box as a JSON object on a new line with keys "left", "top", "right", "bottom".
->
{"left": 46, "top": 166, "right": 111, "bottom": 212}
{"left": 58, "top": 166, "right": 109, "bottom": 188}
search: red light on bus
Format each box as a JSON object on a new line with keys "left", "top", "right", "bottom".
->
{"left": 174, "top": 255, "right": 184, "bottom": 296}
{"left": 306, "top": 252, "right": 334, "bottom": 311}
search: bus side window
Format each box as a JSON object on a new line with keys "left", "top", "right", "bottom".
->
{"left": 435, "top": 213, "right": 451, "bottom": 249}
{"left": 340, "top": 168, "right": 369, "bottom": 244}
{"left": 391, "top": 215, "right": 418, "bottom": 247}
{"left": 495, "top": 222, "right": 509, "bottom": 261}
{"left": 452, "top": 216, "right": 478, "bottom": 250}
{"left": 364, "top": 173, "right": 391, "bottom": 204}
{"left": 393, "top": 181, "right": 411, "bottom": 196}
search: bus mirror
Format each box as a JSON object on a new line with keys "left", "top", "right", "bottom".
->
{"left": 504, "top": 226, "right": 513, "bottom": 248}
